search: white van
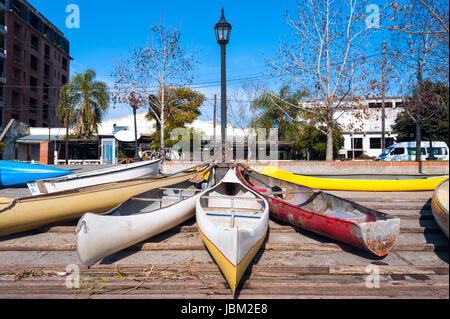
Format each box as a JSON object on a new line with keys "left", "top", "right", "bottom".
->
{"left": 375, "top": 141, "right": 449, "bottom": 161}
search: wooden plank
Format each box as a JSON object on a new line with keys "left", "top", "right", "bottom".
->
{"left": 0, "top": 241, "right": 446, "bottom": 252}
{"left": 0, "top": 264, "right": 446, "bottom": 276}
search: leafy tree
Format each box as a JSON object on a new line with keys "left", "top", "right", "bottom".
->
{"left": 72, "top": 69, "right": 110, "bottom": 137}
{"left": 293, "top": 125, "right": 344, "bottom": 161}
{"left": 146, "top": 86, "right": 205, "bottom": 147}
{"left": 393, "top": 80, "right": 449, "bottom": 144}
{"left": 251, "top": 86, "right": 309, "bottom": 141}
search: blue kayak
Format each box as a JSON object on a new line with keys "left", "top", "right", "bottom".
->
{"left": 0, "top": 161, "right": 72, "bottom": 187}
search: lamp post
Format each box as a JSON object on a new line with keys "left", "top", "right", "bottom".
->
{"left": 130, "top": 91, "right": 141, "bottom": 162}
{"left": 215, "top": 8, "right": 231, "bottom": 163}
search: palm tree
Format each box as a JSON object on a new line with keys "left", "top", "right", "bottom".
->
{"left": 72, "top": 69, "right": 109, "bottom": 137}
{"left": 56, "top": 83, "right": 80, "bottom": 164}
{"left": 251, "top": 86, "right": 308, "bottom": 142}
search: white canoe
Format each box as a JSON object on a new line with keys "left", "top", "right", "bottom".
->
{"left": 431, "top": 179, "right": 449, "bottom": 238}
{"left": 27, "top": 159, "right": 162, "bottom": 196}
{"left": 76, "top": 165, "right": 215, "bottom": 267}
{"left": 196, "top": 168, "right": 269, "bottom": 296}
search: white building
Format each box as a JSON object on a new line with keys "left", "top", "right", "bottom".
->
{"left": 300, "top": 97, "right": 405, "bottom": 159}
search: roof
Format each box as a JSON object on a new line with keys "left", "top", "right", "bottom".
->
{"left": 15, "top": 135, "right": 62, "bottom": 144}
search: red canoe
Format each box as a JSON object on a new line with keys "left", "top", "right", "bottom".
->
{"left": 236, "top": 165, "right": 400, "bottom": 257}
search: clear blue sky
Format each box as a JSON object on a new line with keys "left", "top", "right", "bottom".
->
{"left": 28, "top": 0, "right": 300, "bottom": 121}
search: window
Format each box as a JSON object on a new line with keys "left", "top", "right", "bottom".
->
{"left": 13, "top": 68, "right": 21, "bottom": 84}
{"left": 31, "top": 35, "right": 39, "bottom": 50}
{"left": 386, "top": 138, "right": 395, "bottom": 148}
{"left": 351, "top": 138, "right": 363, "bottom": 149}
{"left": 407, "top": 148, "right": 426, "bottom": 156}
{"left": 43, "top": 104, "right": 49, "bottom": 120}
{"left": 369, "top": 102, "right": 393, "bottom": 108}
{"left": 12, "top": 91, "right": 20, "bottom": 107}
{"left": 44, "top": 64, "right": 50, "bottom": 80}
{"left": 43, "top": 84, "right": 49, "bottom": 100}
{"left": 13, "top": 22, "right": 22, "bottom": 39}
{"left": 29, "top": 119, "right": 37, "bottom": 127}
{"left": 370, "top": 138, "right": 381, "bottom": 149}
{"left": 62, "top": 74, "right": 67, "bottom": 85}
{"left": 427, "top": 147, "right": 447, "bottom": 156}
{"left": 44, "top": 45, "right": 50, "bottom": 59}
{"left": 30, "top": 76, "right": 38, "bottom": 91}
{"left": 29, "top": 97, "right": 37, "bottom": 113}
{"left": 62, "top": 57, "right": 68, "bottom": 71}
{"left": 30, "top": 13, "right": 40, "bottom": 30}
{"left": 13, "top": 45, "right": 22, "bottom": 61}
{"left": 370, "top": 137, "right": 395, "bottom": 149}
{"left": 30, "top": 55, "right": 38, "bottom": 71}
{"left": 391, "top": 148, "right": 405, "bottom": 155}
{"left": 396, "top": 102, "right": 404, "bottom": 108}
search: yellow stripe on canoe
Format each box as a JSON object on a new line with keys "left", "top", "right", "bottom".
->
{"left": 261, "top": 166, "right": 449, "bottom": 192}
{"left": 198, "top": 228, "right": 265, "bottom": 296}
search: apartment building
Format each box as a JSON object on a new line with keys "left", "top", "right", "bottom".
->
{"left": 0, "top": 0, "right": 71, "bottom": 131}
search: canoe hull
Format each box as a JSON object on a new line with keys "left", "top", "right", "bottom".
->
{"left": 431, "top": 179, "right": 449, "bottom": 238}
{"left": 196, "top": 169, "right": 269, "bottom": 295}
{"left": 237, "top": 166, "right": 400, "bottom": 256}
{"left": 198, "top": 227, "right": 266, "bottom": 293}
{"left": 0, "top": 161, "right": 72, "bottom": 187}
{"left": 268, "top": 196, "right": 399, "bottom": 256}
{"left": 77, "top": 191, "right": 201, "bottom": 266}
{"left": 261, "top": 166, "right": 449, "bottom": 191}
{"left": 27, "top": 160, "right": 161, "bottom": 196}
{"left": 0, "top": 165, "right": 210, "bottom": 237}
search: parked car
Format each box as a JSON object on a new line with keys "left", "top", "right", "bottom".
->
{"left": 375, "top": 141, "right": 449, "bottom": 161}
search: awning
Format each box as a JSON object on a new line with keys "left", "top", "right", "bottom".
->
{"left": 15, "top": 135, "right": 62, "bottom": 144}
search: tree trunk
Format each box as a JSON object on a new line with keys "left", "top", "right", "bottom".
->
{"left": 160, "top": 85, "right": 165, "bottom": 150}
{"left": 326, "top": 125, "right": 334, "bottom": 161}
{"left": 65, "top": 114, "right": 69, "bottom": 165}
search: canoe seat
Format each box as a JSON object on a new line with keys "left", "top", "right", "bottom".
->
{"left": 201, "top": 196, "right": 264, "bottom": 202}
{"left": 131, "top": 198, "right": 179, "bottom": 202}
{"left": 203, "top": 207, "right": 263, "bottom": 214}
{"left": 205, "top": 212, "right": 262, "bottom": 219}
{"left": 160, "top": 188, "right": 202, "bottom": 192}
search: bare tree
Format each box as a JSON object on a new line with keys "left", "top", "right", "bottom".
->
{"left": 112, "top": 18, "right": 198, "bottom": 149}
{"left": 387, "top": 0, "right": 448, "bottom": 168}
{"left": 266, "top": 0, "right": 379, "bottom": 161}
{"left": 228, "top": 80, "right": 266, "bottom": 132}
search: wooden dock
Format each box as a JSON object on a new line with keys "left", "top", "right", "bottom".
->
{"left": 0, "top": 190, "right": 448, "bottom": 299}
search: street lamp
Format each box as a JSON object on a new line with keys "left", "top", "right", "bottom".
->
{"left": 130, "top": 91, "right": 141, "bottom": 162}
{"left": 215, "top": 8, "right": 231, "bottom": 163}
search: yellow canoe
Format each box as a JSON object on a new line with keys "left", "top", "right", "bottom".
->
{"left": 431, "top": 179, "right": 449, "bottom": 238}
{"left": 261, "top": 166, "right": 449, "bottom": 192}
{"left": 0, "top": 164, "right": 212, "bottom": 237}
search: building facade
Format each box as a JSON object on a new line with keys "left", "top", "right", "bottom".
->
{"left": 0, "top": 0, "right": 70, "bottom": 131}
{"left": 300, "top": 97, "right": 405, "bottom": 159}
